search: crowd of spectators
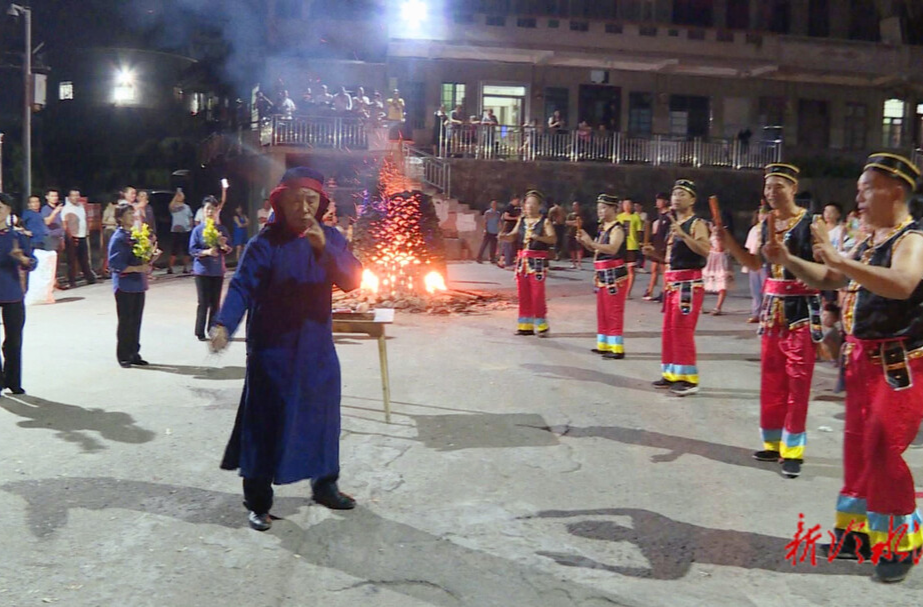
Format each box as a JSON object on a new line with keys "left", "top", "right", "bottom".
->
{"left": 256, "top": 79, "right": 406, "bottom": 129}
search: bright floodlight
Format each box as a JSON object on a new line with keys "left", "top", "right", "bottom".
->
{"left": 400, "top": 0, "right": 427, "bottom": 28}
{"left": 113, "top": 68, "right": 137, "bottom": 104}
{"left": 116, "top": 68, "right": 135, "bottom": 86}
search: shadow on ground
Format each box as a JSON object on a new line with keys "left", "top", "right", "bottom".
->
{"left": 2, "top": 477, "right": 635, "bottom": 607}
{"left": 137, "top": 364, "right": 246, "bottom": 381}
{"left": 530, "top": 507, "right": 868, "bottom": 579}
{"left": 0, "top": 395, "right": 156, "bottom": 452}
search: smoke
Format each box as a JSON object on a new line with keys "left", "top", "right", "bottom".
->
{"left": 121, "top": 0, "right": 266, "bottom": 93}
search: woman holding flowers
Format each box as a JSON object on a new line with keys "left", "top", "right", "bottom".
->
{"left": 108, "top": 204, "right": 156, "bottom": 367}
{"left": 189, "top": 201, "right": 232, "bottom": 341}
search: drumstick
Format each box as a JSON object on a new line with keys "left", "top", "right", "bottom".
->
{"left": 708, "top": 195, "right": 722, "bottom": 227}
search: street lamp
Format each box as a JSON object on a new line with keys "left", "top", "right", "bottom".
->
{"left": 400, "top": 0, "right": 427, "bottom": 29}
{"left": 8, "top": 3, "right": 31, "bottom": 203}
{"left": 113, "top": 67, "right": 137, "bottom": 105}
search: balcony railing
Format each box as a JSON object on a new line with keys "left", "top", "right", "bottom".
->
{"left": 437, "top": 125, "right": 782, "bottom": 169}
{"left": 260, "top": 115, "right": 370, "bottom": 149}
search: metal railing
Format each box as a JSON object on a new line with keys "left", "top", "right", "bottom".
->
{"left": 436, "top": 124, "right": 782, "bottom": 169}
{"left": 260, "top": 115, "right": 370, "bottom": 149}
{"left": 402, "top": 142, "right": 452, "bottom": 197}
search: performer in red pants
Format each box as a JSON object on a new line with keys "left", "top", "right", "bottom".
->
{"left": 763, "top": 152, "right": 923, "bottom": 583}
{"left": 500, "top": 190, "right": 557, "bottom": 336}
{"left": 642, "top": 180, "right": 710, "bottom": 396}
{"left": 719, "top": 163, "right": 821, "bottom": 479}
{"left": 578, "top": 194, "right": 628, "bottom": 359}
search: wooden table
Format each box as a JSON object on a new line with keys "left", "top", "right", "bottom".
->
{"left": 332, "top": 308, "right": 395, "bottom": 423}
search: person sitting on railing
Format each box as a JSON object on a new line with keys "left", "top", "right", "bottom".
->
{"left": 333, "top": 86, "right": 353, "bottom": 114}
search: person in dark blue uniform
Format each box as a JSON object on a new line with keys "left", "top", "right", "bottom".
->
{"left": 108, "top": 204, "right": 152, "bottom": 368}
{"left": 209, "top": 167, "right": 362, "bottom": 531}
{"left": 0, "top": 193, "right": 36, "bottom": 394}
{"left": 188, "top": 202, "right": 232, "bottom": 341}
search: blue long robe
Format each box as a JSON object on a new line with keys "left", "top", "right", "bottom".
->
{"left": 217, "top": 225, "right": 361, "bottom": 484}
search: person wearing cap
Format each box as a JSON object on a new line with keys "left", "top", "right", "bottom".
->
{"left": 498, "top": 189, "right": 557, "bottom": 336}
{"left": 760, "top": 152, "right": 923, "bottom": 582}
{"left": 642, "top": 179, "right": 710, "bottom": 396}
{"left": 718, "top": 163, "right": 822, "bottom": 478}
{"left": 577, "top": 194, "right": 628, "bottom": 358}
{"left": 209, "top": 167, "right": 362, "bottom": 532}
{"left": 0, "top": 193, "right": 36, "bottom": 394}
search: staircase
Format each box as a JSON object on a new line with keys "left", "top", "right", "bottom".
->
{"left": 401, "top": 144, "right": 483, "bottom": 261}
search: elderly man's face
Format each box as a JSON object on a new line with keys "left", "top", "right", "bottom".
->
{"left": 280, "top": 187, "right": 322, "bottom": 233}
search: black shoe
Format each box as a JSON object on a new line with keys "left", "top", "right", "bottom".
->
{"left": 652, "top": 294, "right": 663, "bottom": 303}
{"left": 247, "top": 511, "right": 272, "bottom": 531}
{"left": 652, "top": 378, "right": 674, "bottom": 389}
{"left": 602, "top": 352, "right": 625, "bottom": 360}
{"left": 119, "top": 361, "right": 133, "bottom": 368}
{"left": 166, "top": 268, "right": 174, "bottom": 275}
{"left": 821, "top": 530, "right": 872, "bottom": 561}
{"left": 312, "top": 482, "right": 356, "bottom": 510}
{"left": 7, "top": 388, "right": 25, "bottom": 395}
{"left": 670, "top": 381, "right": 699, "bottom": 396}
{"left": 515, "top": 330, "right": 535, "bottom": 336}
{"left": 131, "top": 357, "right": 150, "bottom": 366}
{"left": 874, "top": 553, "right": 915, "bottom": 583}
{"left": 197, "top": 335, "right": 207, "bottom": 342}
{"left": 781, "top": 458, "right": 803, "bottom": 478}
{"left": 537, "top": 329, "right": 550, "bottom": 338}
{"left": 475, "top": 259, "right": 483, "bottom": 264}
{"left": 591, "top": 348, "right": 606, "bottom": 354}
{"left": 752, "top": 450, "right": 781, "bottom": 462}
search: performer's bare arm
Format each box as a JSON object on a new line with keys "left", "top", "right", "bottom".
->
{"left": 716, "top": 223, "right": 761, "bottom": 271}
{"left": 578, "top": 225, "right": 624, "bottom": 255}
{"left": 762, "top": 221, "right": 846, "bottom": 290}
{"left": 498, "top": 218, "right": 521, "bottom": 242}
{"left": 809, "top": 221, "right": 923, "bottom": 299}
{"left": 675, "top": 218, "right": 710, "bottom": 258}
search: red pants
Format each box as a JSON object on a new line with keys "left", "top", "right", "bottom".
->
{"left": 517, "top": 273, "right": 548, "bottom": 332}
{"left": 836, "top": 339, "right": 923, "bottom": 553}
{"left": 759, "top": 326, "right": 816, "bottom": 459}
{"left": 596, "top": 283, "right": 627, "bottom": 354}
{"left": 661, "top": 273, "right": 704, "bottom": 384}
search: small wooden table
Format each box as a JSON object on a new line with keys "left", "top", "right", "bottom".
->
{"left": 332, "top": 308, "right": 395, "bottom": 423}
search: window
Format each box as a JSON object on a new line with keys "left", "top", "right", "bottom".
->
{"left": 441, "top": 83, "right": 466, "bottom": 113}
{"left": 769, "top": 0, "right": 791, "bottom": 34}
{"left": 843, "top": 103, "right": 867, "bottom": 150}
{"left": 486, "top": 15, "right": 506, "bottom": 26}
{"left": 544, "top": 87, "right": 569, "bottom": 126}
{"left": 569, "top": 20, "right": 589, "bottom": 31}
{"left": 808, "top": 0, "right": 829, "bottom": 37}
{"left": 639, "top": 25, "right": 657, "bottom": 36}
{"left": 727, "top": 0, "right": 749, "bottom": 29}
{"left": 605, "top": 23, "right": 623, "bottom": 34}
{"left": 673, "top": 0, "right": 713, "bottom": 27}
{"left": 517, "top": 17, "right": 537, "bottom": 27}
{"left": 548, "top": 19, "right": 559, "bottom": 28}
{"left": 670, "top": 95, "right": 710, "bottom": 139}
{"left": 628, "top": 93, "right": 653, "bottom": 136}
{"left": 58, "top": 81, "right": 74, "bottom": 101}
{"left": 759, "top": 96, "right": 785, "bottom": 128}
{"left": 883, "top": 98, "right": 905, "bottom": 148}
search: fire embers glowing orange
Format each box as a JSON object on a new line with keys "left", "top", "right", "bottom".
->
{"left": 424, "top": 271, "right": 447, "bottom": 294}
{"left": 360, "top": 269, "right": 380, "bottom": 294}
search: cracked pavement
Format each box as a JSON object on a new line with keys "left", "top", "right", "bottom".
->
{"left": 0, "top": 263, "right": 921, "bottom": 606}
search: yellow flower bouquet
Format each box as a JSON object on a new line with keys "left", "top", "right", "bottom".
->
{"left": 130, "top": 224, "right": 155, "bottom": 262}
{"left": 203, "top": 218, "right": 221, "bottom": 248}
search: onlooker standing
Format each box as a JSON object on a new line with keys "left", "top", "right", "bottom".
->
{"left": 433, "top": 104, "right": 448, "bottom": 152}
{"left": 62, "top": 188, "right": 96, "bottom": 288}
{"left": 743, "top": 207, "right": 768, "bottom": 323}
{"left": 167, "top": 189, "right": 193, "bottom": 274}
{"left": 616, "top": 198, "right": 643, "bottom": 298}
{"left": 633, "top": 201, "right": 649, "bottom": 271}
{"left": 101, "top": 198, "right": 119, "bottom": 276}
{"left": 256, "top": 199, "right": 271, "bottom": 229}
{"left": 566, "top": 201, "right": 585, "bottom": 269}
{"left": 823, "top": 202, "right": 845, "bottom": 256}
{"left": 386, "top": 89, "right": 406, "bottom": 140}
{"left": 643, "top": 193, "right": 671, "bottom": 301}
{"left": 41, "top": 188, "right": 65, "bottom": 260}
{"left": 195, "top": 181, "right": 229, "bottom": 226}
{"left": 108, "top": 204, "right": 151, "bottom": 368}
{"left": 134, "top": 190, "right": 157, "bottom": 233}
{"left": 21, "top": 196, "right": 48, "bottom": 251}
{"left": 232, "top": 205, "right": 250, "bottom": 260}
{"left": 498, "top": 196, "right": 522, "bottom": 268}
{"left": 333, "top": 87, "right": 353, "bottom": 113}
{"left": 548, "top": 201, "right": 567, "bottom": 260}
{"left": 189, "top": 202, "right": 232, "bottom": 341}
{"left": 703, "top": 222, "right": 733, "bottom": 315}
{"left": 476, "top": 200, "right": 501, "bottom": 264}
{"left": 0, "top": 193, "right": 36, "bottom": 394}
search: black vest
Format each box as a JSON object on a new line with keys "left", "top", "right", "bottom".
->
{"left": 667, "top": 216, "right": 707, "bottom": 270}
{"left": 518, "top": 217, "right": 551, "bottom": 251}
{"left": 596, "top": 221, "right": 626, "bottom": 261}
{"left": 761, "top": 209, "right": 815, "bottom": 325}
{"left": 848, "top": 220, "right": 923, "bottom": 349}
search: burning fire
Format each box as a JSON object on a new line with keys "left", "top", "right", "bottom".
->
{"left": 360, "top": 269, "right": 380, "bottom": 294}
{"left": 424, "top": 271, "right": 447, "bottom": 294}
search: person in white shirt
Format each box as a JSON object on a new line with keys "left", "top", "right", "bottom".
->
{"left": 822, "top": 202, "right": 845, "bottom": 251}
{"left": 194, "top": 182, "right": 228, "bottom": 226}
{"left": 256, "top": 199, "right": 271, "bottom": 229}
{"left": 279, "top": 90, "right": 296, "bottom": 118}
{"left": 743, "top": 206, "right": 769, "bottom": 323}
{"left": 61, "top": 188, "right": 96, "bottom": 288}
{"left": 167, "top": 189, "right": 194, "bottom": 274}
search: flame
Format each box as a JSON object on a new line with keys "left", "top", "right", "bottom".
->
{"left": 424, "top": 271, "right": 447, "bottom": 294}
{"left": 360, "top": 269, "right": 380, "bottom": 294}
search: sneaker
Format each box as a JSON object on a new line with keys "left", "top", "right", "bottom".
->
{"left": 642, "top": 294, "right": 653, "bottom": 301}
{"left": 781, "top": 458, "right": 802, "bottom": 478}
{"left": 652, "top": 294, "right": 663, "bottom": 303}
{"left": 752, "top": 450, "right": 781, "bottom": 462}
{"left": 670, "top": 381, "right": 699, "bottom": 396}
{"left": 874, "top": 554, "right": 915, "bottom": 583}
{"left": 652, "top": 378, "right": 674, "bottom": 389}
{"left": 247, "top": 511, "right": 272, "bottom": 531}
{"left": 6, "top": 387, "right": 25, "bottom": 395}
{"left": 602, "top": 352, "right": 624, "bottom": 360}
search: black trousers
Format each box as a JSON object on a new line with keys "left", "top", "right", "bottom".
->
{"left": 115, "top": 290, "right": 145, "bottom": 363}
{"left": 195, "top": 275, "right": 224, "bottom": 338}
{"left": 476, "top": 232, "right": 498, "bottom": 262}
{"left": 66, "top": 236, "right": 95, "bottom": 287}
{"left": 553, "top": 224, "right": 566, "bottom": 258}
{"left": 243, "top": 474, "right": 339, "bottom": 515}
{"left": 0, "top": 301, "right": 25, "bottom": 390}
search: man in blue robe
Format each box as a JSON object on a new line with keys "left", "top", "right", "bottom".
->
{"left": 210, "top": 167, "right": 362, "bottom": 531}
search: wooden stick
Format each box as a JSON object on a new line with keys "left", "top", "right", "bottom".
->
{"left": 708, "top": 196, "right": 722, "bottom": 226}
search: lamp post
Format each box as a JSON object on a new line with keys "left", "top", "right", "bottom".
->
{"left": 8, "top": 3, "right": 31, "bottom": 204}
